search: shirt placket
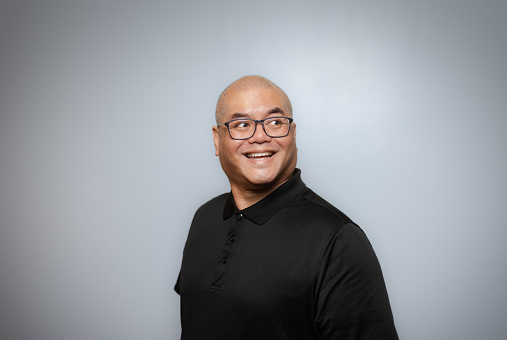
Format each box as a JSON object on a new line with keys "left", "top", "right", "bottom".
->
{"left": 210, "top": 211, "right": 245, "bottom": 289}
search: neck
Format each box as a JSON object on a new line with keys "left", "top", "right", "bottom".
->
{"left": 230, "top": 176, "right": 292, "bottom": 210}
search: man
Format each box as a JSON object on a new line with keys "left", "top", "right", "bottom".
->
{"left": 175, "top": 75, "right": 398, "bottom": 339}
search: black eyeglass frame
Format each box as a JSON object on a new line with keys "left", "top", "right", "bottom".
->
{"left": 217, "top": 117, "right": 294, "bottom": 140}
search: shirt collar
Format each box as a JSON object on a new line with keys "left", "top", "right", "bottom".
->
{"left": 223, "top": 168, "right": 306, "bottom": 225}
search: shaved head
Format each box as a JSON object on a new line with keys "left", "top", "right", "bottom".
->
{"left": 215, "top": 75, "right": 292, "bottom": 123}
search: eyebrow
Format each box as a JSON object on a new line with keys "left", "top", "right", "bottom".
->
{"left": 230, "top": 112, "right": 249, "bottom": 119}
{"left": 230, "top": 107, "right": 286, "bottom": 120}
{"left": 267, "top": 107, "right": 285, "bottom": 115}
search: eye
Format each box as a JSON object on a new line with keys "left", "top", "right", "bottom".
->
{"left": 231, "top": 120, "right": 251, "bottom": 129}
{"left": 267, "top": 118, "right": 284, "bottom": 126}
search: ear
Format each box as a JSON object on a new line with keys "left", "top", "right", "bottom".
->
{"left": 292, "top": 123, "right": 298, "bottom": 151}
{"left": 212, "top": 125, "right": 220, "bottom": 156}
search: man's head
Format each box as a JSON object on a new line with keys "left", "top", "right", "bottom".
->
{"left": 212, "top": 75, "right": 298, "bottom": 194}
{"left": 215, "top": 76, "right": 293, "bottom": 124}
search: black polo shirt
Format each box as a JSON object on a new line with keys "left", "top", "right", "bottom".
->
{"left": 175, "top": 169, "right": 398, "bottom": 339}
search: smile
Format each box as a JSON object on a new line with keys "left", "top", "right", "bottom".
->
{"left": 245, "top": 152, "right": 274, "bottom": 159}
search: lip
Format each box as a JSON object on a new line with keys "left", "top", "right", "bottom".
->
{"left": 242, "top": 150, "right": 277, "bottom": 160}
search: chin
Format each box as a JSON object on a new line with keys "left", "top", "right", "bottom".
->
{"left": 244, "top": 168, "right": 281, "bottom": 188}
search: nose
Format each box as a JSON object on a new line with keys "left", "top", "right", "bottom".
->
{"left": 248, "top": 121, "right": 272, "bottom": 143}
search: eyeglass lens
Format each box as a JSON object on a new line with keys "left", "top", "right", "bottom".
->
{"left": 228, "top": 117, "right": 291, "bottom": 139}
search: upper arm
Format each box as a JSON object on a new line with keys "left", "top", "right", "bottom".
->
{"left": 314, "top": 223, "right": 398, "bottom": 339}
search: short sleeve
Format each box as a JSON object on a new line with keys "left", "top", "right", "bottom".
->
{"left": 174, "top": 271, "right": 181, "bottom": 295}
{"left": 314, "top": 223, "right": 398, "bottom": 339}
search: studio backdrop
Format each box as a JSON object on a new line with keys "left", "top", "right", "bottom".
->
{"left": 0, "top": 1, "right": 506, "bottom": 339}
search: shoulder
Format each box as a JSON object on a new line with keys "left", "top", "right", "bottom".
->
{"left": 186, "top": 193, "right": 230, "bottom": 238}
{"left": 294, "top": 187, "right": 354, "bottom": 227}
{"left": 197, "top": 192, "right": 229, "bottom": 210}
{"left": 296, "top": 191, "right": 375, "bottom": 263}
{"left": 281, "top": 187, "right": 359, "bottom": 236}
{"left": 299, "top": 187, "right": 354, "bottom": 224}
{"left": 194, "top": 192, "right": 229, "bottom": 218}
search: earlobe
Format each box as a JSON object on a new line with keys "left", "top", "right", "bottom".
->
{"left": 212, "top": 126, "right": 220, "bottom": 156}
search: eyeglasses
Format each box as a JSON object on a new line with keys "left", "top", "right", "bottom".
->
{"left": 218, "top": 117, "right": 294, "bottom": 140}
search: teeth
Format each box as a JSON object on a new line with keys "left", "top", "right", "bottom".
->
{"left": 246, "top": 152, "right": 273, "bottom": 159}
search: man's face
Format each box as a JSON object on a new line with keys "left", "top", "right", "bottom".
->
{"left": 212, "top": 86, "right": 297, "bottom": 193}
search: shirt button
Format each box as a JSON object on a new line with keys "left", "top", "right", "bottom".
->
{"left": 222, "top": 257, "right": 228, "bottom": 264}
{"left": 230, "top": 235, "right": 236, "bottom": 242}
{"left": 237, "top": 213, "right": 243, "bottom": 220}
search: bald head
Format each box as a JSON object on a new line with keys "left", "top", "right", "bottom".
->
{"left": 215, "top": 75, "right": 292, "bottom": 124}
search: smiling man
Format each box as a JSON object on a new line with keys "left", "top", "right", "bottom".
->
{"left": 175, "top": 76, "right": 398, "bottom": 339}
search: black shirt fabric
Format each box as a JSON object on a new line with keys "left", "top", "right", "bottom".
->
{"left": 175, "top": 169, "right": 398, "bottom": 339}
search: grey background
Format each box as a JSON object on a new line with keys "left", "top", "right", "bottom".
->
{"left": 1, "top": 0, "right": 506, "bottom": 339}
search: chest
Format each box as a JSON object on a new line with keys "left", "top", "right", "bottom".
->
{"left": 180, "top": 213, "right": 332, "bottom": 308}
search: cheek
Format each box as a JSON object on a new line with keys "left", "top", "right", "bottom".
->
{"left": 220, "top": 140, "right": 240, "bottom": 158}
{"left": 280, "top": 137, "right": 296, "bottom": 151}
{"left": 284, "top": 140, "right": 298, "bottom": 159}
